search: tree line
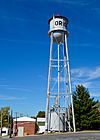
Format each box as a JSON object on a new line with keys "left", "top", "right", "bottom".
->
{"left": 0, "top": 85, "right": 100, "bottom": 131}
{"left": 0, "top": 107, "right": 13, "bottom": 128}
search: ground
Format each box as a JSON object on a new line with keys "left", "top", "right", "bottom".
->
{"left": 1, "top": 132, "right": 100, "bottom": 140}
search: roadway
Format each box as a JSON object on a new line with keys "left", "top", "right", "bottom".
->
{"left": 1, "top": 132, "right": 100, "bottom": 140}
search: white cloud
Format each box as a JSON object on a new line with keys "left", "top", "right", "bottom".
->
{"left": 81, "top": 81, "right": 92, "bottom": 88}
{"left": 90, "top": 92, "right": 100, "bottom": 98}
{"left": 71, "top": 66, "right": 100, "bottom": 81}
{"left": 71, "top": 66, "right": 100, "bottom": 98}
{"left": 88, "top": 67, "right": 100, "bottom": 80}
{"left": 0, "top": 38, "right": 47, "bottom": 45}
{"left": 0, "top": 84, "right": 8, "bottom": 87}
{"left": 0, "top": 95, "right": 26, "bottom": 101}
{"left": 0, "top": 84, "right": 33, "bottom": 93}
{"left": 70, "top": 43, "right": 100, "bottom": 49}
{"left": 55, "top": 0, "right": 95, "bottom": 7}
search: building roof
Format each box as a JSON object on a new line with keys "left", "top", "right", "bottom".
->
{"left": 37, "top": 117, "right": 45, "bottom": 122}
{"left": 13, "top": 116, "right": 36, "bottom": 122}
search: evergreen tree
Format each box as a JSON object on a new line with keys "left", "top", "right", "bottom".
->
{"left": 73, "top": 85, "right": 100, "bottom": 131}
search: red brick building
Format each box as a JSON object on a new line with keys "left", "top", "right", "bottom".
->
{"left": 13, "top": 116, "right": 36, "bottom": 136}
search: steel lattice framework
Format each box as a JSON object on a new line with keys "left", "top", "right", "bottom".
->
{"left": 45, "top": 16, "right": 76, "bottom": 133}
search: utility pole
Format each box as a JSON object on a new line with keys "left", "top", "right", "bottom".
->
{"left": 8, "top": 111, "right": 9, "bottom": 129}
{"left": 15, "top": 112, "right": 18, "bottom": 136}
{"left": 1, "top": 110, "right": 2, "bottom": 136}
{"left": 9, "top": 110, "right": 13, "bottom": 138}
{"left": 11, "top": 110, "right": 13, "bottom": 132}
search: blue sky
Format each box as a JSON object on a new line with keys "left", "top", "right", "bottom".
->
{"left": 0, "top": 0, "right": 100, "bottom": 117}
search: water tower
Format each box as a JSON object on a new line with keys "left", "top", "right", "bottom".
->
{"left": 45, "top": 15, "right": 76, "bottom": 132}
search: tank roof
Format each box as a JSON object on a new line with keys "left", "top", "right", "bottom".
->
{"left": 48, "top": 15, "right": 68, "bottom": 24}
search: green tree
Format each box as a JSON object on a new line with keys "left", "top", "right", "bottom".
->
{"left": 36, "top": 111, "right": 45, "bottom": 118}
{"left": 0, "top": 107, "right": 10, "bottom": 127}
{"left": 73, "top": 85, "right": 100, "bottom": 131}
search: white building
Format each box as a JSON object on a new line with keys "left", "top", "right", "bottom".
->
{"left": 0, "top": 127, "right": 9, "bottom": 136}
{"left": 37, "top": 118, "right": 45, "bottom": 133}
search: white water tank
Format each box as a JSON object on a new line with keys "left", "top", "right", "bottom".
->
{"left": 48, "top": 16, "right": 68, "bottom": 43}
